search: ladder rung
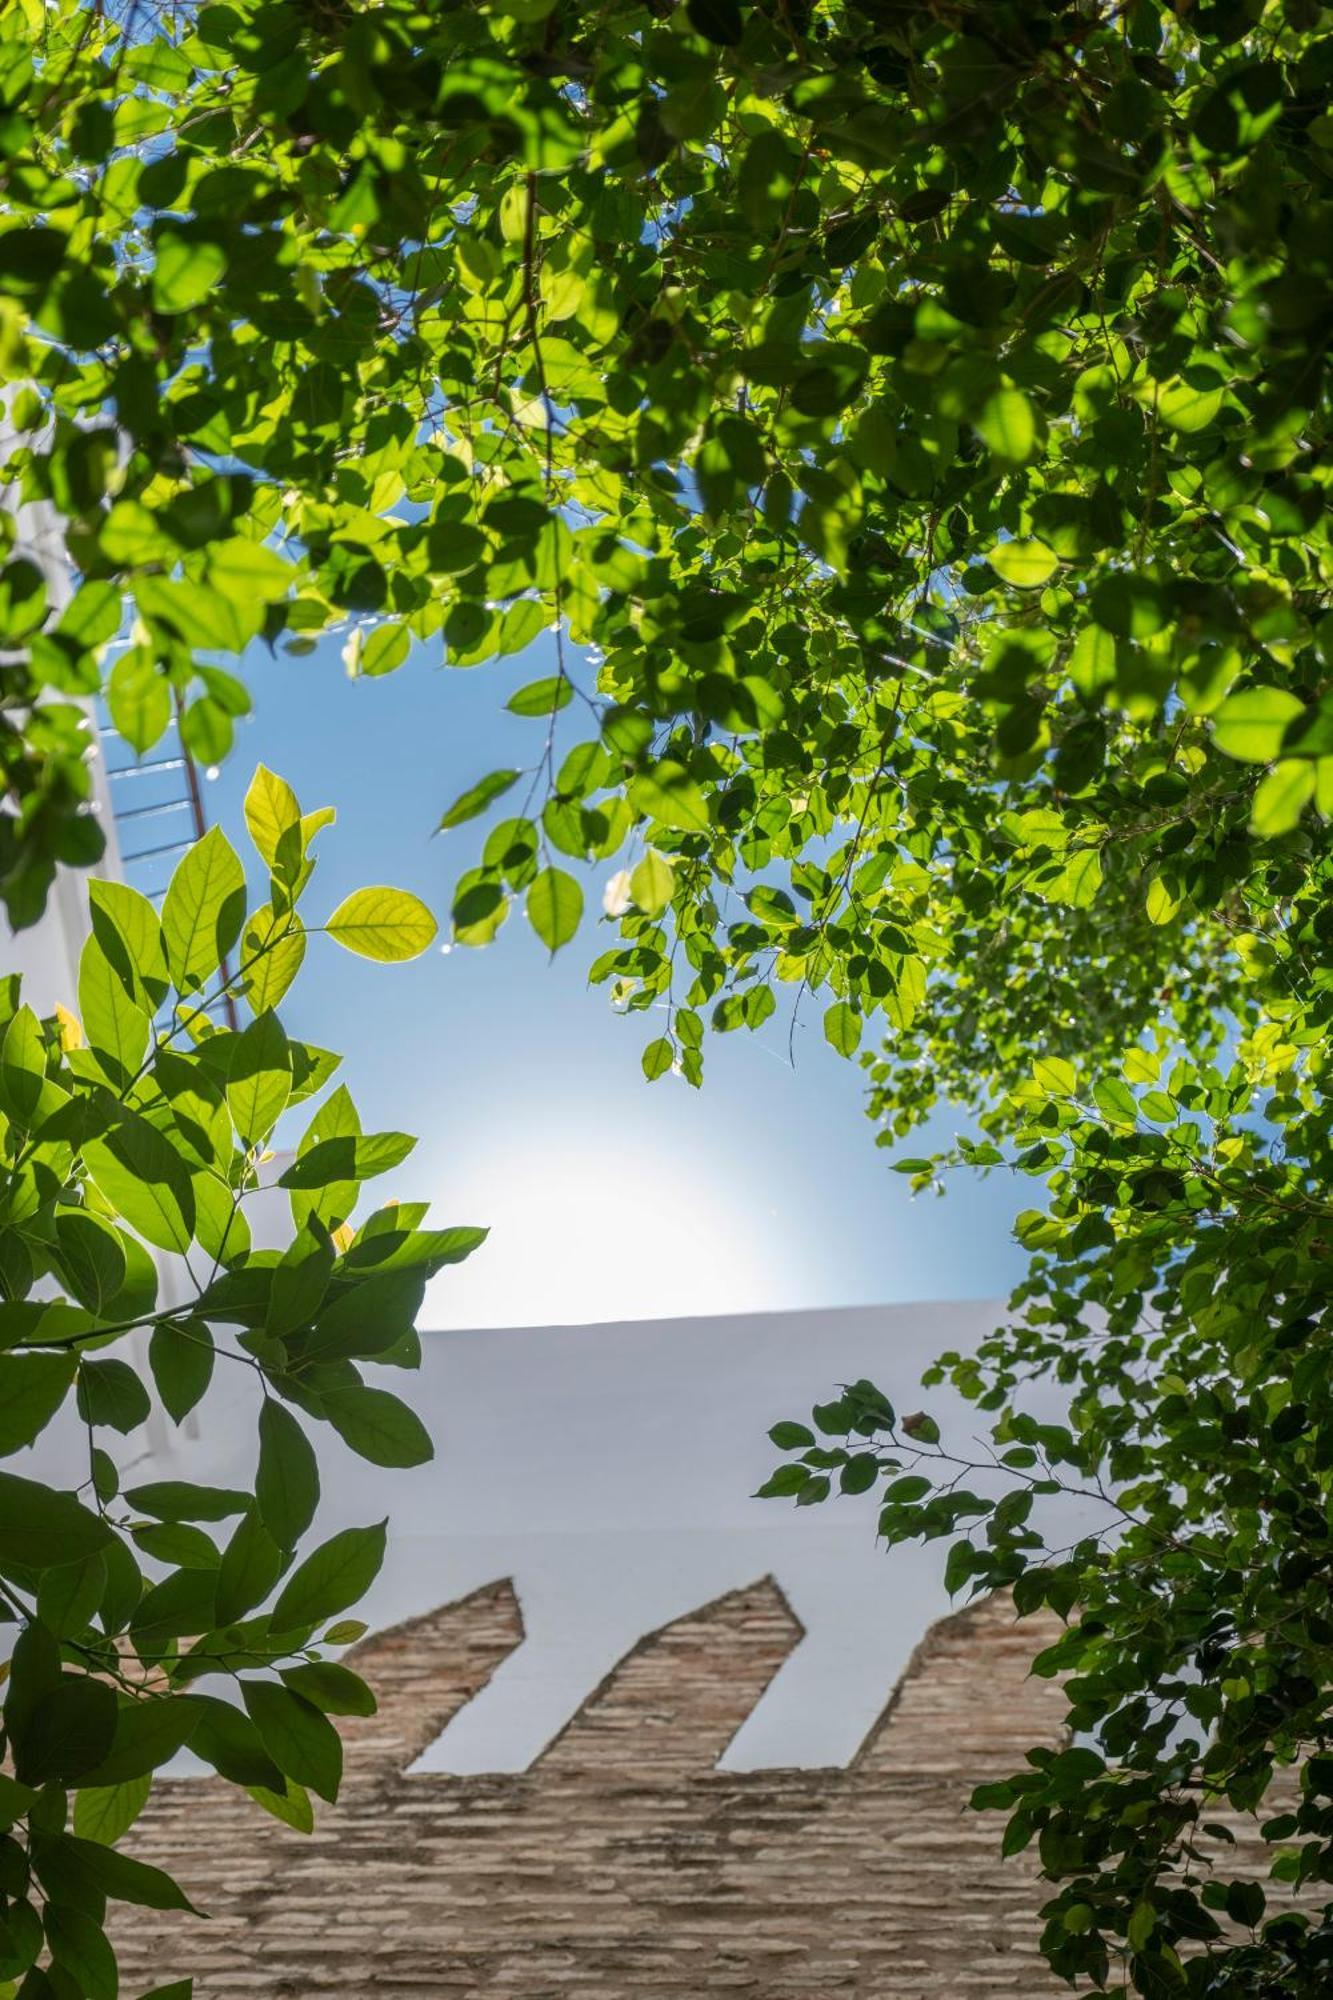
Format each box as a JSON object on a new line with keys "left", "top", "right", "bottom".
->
{"left": 104, "top": 757, "right": 188, "bottom": 779}
{"left": 120, "top": 836, "right": 194, "bottom": 863}
{"left": 113, "top": 799, "right": 191, "bottom": 824}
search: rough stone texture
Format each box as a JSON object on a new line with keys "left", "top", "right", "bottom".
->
{"left": 114, "top": 1582, "right": 1073, "bottom": 1998}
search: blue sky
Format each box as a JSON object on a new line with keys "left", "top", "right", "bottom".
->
{"left": 135, "top": 632, "right": 1028, "bottom": 1328}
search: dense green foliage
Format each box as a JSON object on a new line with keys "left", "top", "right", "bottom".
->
{"left": 1, "top": 0, "right": 1331, "bottom": 1992}
{"left": 0, "top": 769, "right": 475, "bottom": 1999}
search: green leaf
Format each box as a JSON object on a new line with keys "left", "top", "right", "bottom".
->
{"left": 37, "top": 1551, "right": 107, "bottom": 1638}
{"left": 267, "top": 1222, "right": 335, "bottom": 1337}
{"left": 78, "top": 935, "right": 149, "bottom": 1082}
{"left": 14, "top": 1674, "right": 118, "bottom": 1785}
{"left": 72, "top": 1772, "right": 152, "bottom": 1846}
{"left": 160, "top": 825, "right": 247, "bottom": 996}
{"left": 280, "top": 1661, "right": 376, "bottom": 1717}
{"left": 241, "top": 907, "right": 306, "bottom": 1013}
{"left": 277, "top": 1129, "right": 415, "bottom": 1189}
{"left": 1157, "top": 373, "right": 1224, "bottom": 433}
{"left": 987, "top": 539, "right": 1058, "bottom": 588}
{"left": 87, "top": 880, "right": 170, "bottom": 1012}
{"left": 1093, "top": 1077, "right": 1139, "bottom": 1127}
{"left": 242, "top": 1681, "right": 342, "bottom": 1803}
{"left": 79, "top": 1694, "right": 203, "bottom": 1786}
{"left": 151, "top": 230, "right": 227, "bottom": 313}
{"left": 126, "top": 1572, "right": 216, "bottom": 1647}
{"left": 148, "top": 1320, "right": 215, "bottom": 1424}
{"left": 247, "top": 1780, "right": 314, "bottom": 1834}
{"left": 55, "top": 1211, "right": 127, "bottom": 1317}
{"left": 1128, "top": 1900, "right": 1157, "bottom": 1952}
{"left": 243, "top": 765, "right": 301, "bottom": 869}
{"left": 269, "top": 1520, "right": 387, "bottom": 1631}
{"left": 299, "top": 1268, "right": 425, "bottom": 1363}
{"left": 226, "top": 1008, "right": 292, "bottom": 1142}
{"left": 107, "top": 648, "right": 171, "bottom": 753}
{"left": 0, "top": 1351, "right": 76, "bottom": 1453}
{"left": 256, "top": 1402, "right": 320, "bottom": 1549}
{"left": 44, "top": 1904, "right": 119, "bottom": 2000}
{"left": 64, "top": 1834, "right": 203, "bottom": 1912}
{"left": 78, "top": 1358, "right": 152, "bottom": 1435}
{"left": 1212, "top": 687, "right": 1303, "bottom": 763}
{"left": 132, "top": 1521, "right": 220, "bottom": 1569}
{"left": 0, "top": 1472, "right": 112, "bottom": 1569}
{"left": 641, "top": 1036, "right": 674, "bottom": 1081}
{"left": 1045, "top": 847, "right": 1103, "bottom": 910}
{"left": 438, "top": 769, "right": 521, "bottom": 832}
{"left": 187, "top": 1696, "right": 283, "bottom": 1791}
{"left": 286, "top": 1083, "right": 361, "bottom": 1233}
{"left": 1032, "top": 1054, "right": 1076, "bottom": 1097}
{"left": 321, "top": 1385, "right": 433, "bottom": 1468}
{"left": 363, "top": 622, "right": 412, "bottom": 676}
{"left": 527, "top": 866, "right": 583, "bottom": 951}
{"left": 325, "top": 886, "right": 437, "bottom": 961}
{"left": 1145, "top": 875, "right": 1180, "bottom": 926}
{"left": 1250, "top": 757, "right": 1315, "bottom": 836}
{"left": 83, "top": 1114, "right": 196, "bottom": 1254}
{"left": 506, "top": 676, "right": 572, "bottom": 717}
{"left": 823, "top": 1002, "right": 862, "bottom": 1057}
{"left": 215, "top": 1506, "right": 286, "bottom": 1625}
{"left": 0, "top": 1004, "right": 47, "bottom": 1124}
{"left": 629, "top": 849, "right": 675, "bottom": 916}
{"left": 206, "top": 536, "right": 294, "bottom": 603}
{"left": 628, "top": 761, "right": 711, "bottom": 834}
{"left": 687, "top": 0, "right": 742, "bottom": 44}
{"left": 974, "top": 387, "right": 1037, "bottom": 463}
{"left": 125, "top": 1482, "right": 251, "bottom": 1523}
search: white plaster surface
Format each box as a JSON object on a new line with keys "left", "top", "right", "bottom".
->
{"left": 26, "top": 1301, "right": 1101, "bottom": 1772}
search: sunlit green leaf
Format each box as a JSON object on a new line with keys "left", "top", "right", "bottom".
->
{"left": 325, "top": 886, "right": 437, "bottom": 961}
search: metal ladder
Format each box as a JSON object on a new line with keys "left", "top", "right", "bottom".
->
{"left": 99, "top": 691, "right": 240, "bottom": 1031}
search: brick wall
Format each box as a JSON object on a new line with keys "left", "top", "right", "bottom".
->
{"left": 114, "top": 1582, "right": 1072, "bottom": 1998}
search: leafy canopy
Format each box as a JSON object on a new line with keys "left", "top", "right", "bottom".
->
{"left": 1, "top": 0, "right": 1332, "bottom": 1994}
{"left": 0, "top": 770, "right": 480, "bottom": 2000}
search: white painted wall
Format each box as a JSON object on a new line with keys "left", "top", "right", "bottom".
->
{"left": 1, "top": 416, "right": 122, "bottom": 1006}
{"left": 29, "top": 1300, "right": 1097, "bottom": 1773}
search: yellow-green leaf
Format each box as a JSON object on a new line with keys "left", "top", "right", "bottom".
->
{"left": 1032, "top": 1054, "right": 1076, "bottom": 1097}
{"left": 629, "top": 849, "right": 674, "bottom": 916}
{"left": 988, "top": 539, "right": 1058, "bottom": 588}
{"left": 975, "top": 388, "right": 1036, "bottom": 464}
{"left": 325, "top": 887, "right": 437, "bottom": 962}
{"left": 244, "top": 766, "right": 301, "bottom": 869}
{"left": 107, "top": 649, "right": 171, "bottom": 754}
{"left": 226, "top": 1010, "right": 292, "bottom": 1143}
{"left": 241, "top": 908, "right": 306, "bottom": 1013}
{"left": 1250, "top": 757, "right": 1315, "bottom": 837}
{"left": 151, "top": 232, "right": 227, "bottom": 314}
{"left": 1157, "top": 374, "right": 1224, "bottom": 433}
{"left": 823, "top": 1002, "right": 862, "bottom": 1057}
{"left": 1212, "top": 687, "right": 1303, "bottom": 763}
{"left": 628, "top": 761, "right": 711, "bottom": 834}
{"left": 1145, "top": 876, "right": 1180, "bottom": 926}
{"left": 161, "top": 825, "right": 247, "bottom": 995}
{"left": 78, "top": 935, "right": 149, "bottom": 1084}
{"left": 527, "top": 866, "right": 583, "bottom": 952}
{"left": 438, "top": 769, "right": 521, "bottom": 833}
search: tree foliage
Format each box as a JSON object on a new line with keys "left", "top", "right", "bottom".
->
{"left": 0, "top": 769, "right": 478, "bottom": 1999}
{"left": 2, "top": 0, "right": 1332, "bottom": 1992}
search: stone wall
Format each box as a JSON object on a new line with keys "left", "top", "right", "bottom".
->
{"left": 114, "top": 1582, "right": 1070, "bottom": 1998}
